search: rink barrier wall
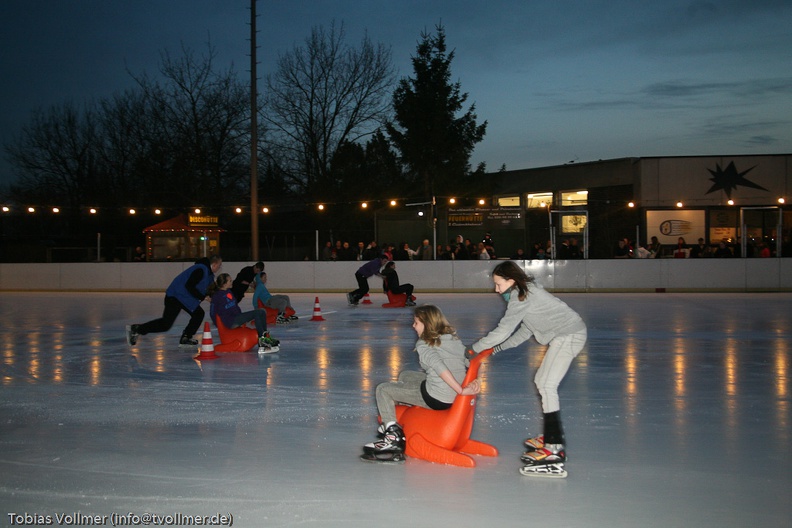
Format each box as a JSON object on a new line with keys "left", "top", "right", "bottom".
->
{"left": 1, "top": 259, "right": 791, "bottom": 293}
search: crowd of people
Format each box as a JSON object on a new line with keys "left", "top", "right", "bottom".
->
{"left": 612, "top": 236, "right": 781, "bottom": 258}
{"left": 322, "top": 234, "right": 501, "bottom": 263}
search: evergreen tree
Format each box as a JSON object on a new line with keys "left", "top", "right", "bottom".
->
{"left": 387, "top": 24, "right": 487, "bottom": 198}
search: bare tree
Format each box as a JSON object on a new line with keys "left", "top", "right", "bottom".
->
{"left": 5, "top": 102, "right": 100, "bottom": 212}
{"left": 129, "top": 42, "right": 251, "bottom": 207}
{"left": 263, "top": 21, "right": 395, "bottom": 197}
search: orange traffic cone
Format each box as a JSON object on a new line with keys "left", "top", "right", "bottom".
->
{"left": 195, "top": 321, "right": 220, "bottom": 360}
{"left": 310, "top": 296, "right": 326, "bottom": 321}
{"left": 361, "top": 293, "right": 373, "bottom": 304}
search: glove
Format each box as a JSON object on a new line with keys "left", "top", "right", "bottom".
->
{"left": 465, "top": 348, "right": 477, "bottom": 360}
{"left": 493, "top": 344, "right": 502, "bottom": 354}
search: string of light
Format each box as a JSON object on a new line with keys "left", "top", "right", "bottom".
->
{"left": 1, "top": 196, "right": 785, "bottom": 216}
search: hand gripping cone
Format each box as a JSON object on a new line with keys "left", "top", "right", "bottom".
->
{"left": 195, "top": 321, "right": 220, "bottom": 360}
{"left": 310, "top": 296, "right": 326, "bottom": 321}
{"left": 361, "top": 293, "right": 373, "bottom": 304}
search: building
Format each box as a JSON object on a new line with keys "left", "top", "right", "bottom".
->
{"left": 480, "top": 154, "right": 791, "bottom": 259}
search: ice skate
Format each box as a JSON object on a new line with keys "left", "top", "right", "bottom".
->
{"left": 360, "top": 450, "right": 406, "bottom": 463}
{"left": 362, "top": 422, "right": 405, "bottom": 460}
{"left": 519, "top": 462, "right": 567, "bottom": 479}
{"left": 520, "top": 443, "right": 566, "bottom": 465}
{"left": 125, "top": 324, "right": 140, "bottom": 346}
{"left": 276, "top": 314, "right": 290, "bottom": 325}
{"left": 258, "top": 343, "right": 280, "bottom": 354}
{"left": 259, "top": 332, "right": 280, "bottom": 348}
{"left": 179, "top": 335, "right": 198, "bottom": 347}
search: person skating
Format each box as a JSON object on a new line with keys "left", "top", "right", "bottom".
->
{"left": 347, "top": 256, "right": 388, "bottom": 305}
{"left": 381, "top": 260, "right": 416, "bottom": 306}
{"left": 126, "top": 255, "right": 222, "bottom": 347}
{"left": 468, "top": 260, "right": 587, "bottom": 478}
{"left": 208, "top": 273, "right": 280, "bottom": 353}
{"left": 361, "top": 304, "right": 480, "bottom": 462}
{"left": 231, "top": 261, "right": 264, "bottom": 303}
{"left": 252, "top": 271, "right": 298, "bottom": 324}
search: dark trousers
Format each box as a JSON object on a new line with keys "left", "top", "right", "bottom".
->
{"left": 138, "top": 295, "right": 204, "bottom": 338}
{"left": 390, "top": 283, "right": 414, "bottom": 298}
{"left": 349, "top": 273, "right": 370, "bottom": 301}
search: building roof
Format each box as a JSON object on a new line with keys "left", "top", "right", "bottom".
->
{"left": 142, "top": 214, "right": 225, "bottom": 233}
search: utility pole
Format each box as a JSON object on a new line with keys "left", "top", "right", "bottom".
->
{"left": 249, "top": 0, "right": 259, "bottom": 260}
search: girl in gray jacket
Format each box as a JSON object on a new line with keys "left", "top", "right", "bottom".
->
{"left": 470, "top": 261, "right": 587, "bottom": 478}
{"left": 363, "top": 304, "right": 481, "bottom": 461}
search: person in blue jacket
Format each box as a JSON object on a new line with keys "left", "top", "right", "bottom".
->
{"left": 126, "top": 255, "right": 222, "bottom": 347}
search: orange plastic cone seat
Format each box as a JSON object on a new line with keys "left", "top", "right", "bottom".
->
{"left": 213, "top": 316, "right": 258, "bottom": 352}
{"left": 393, "top": 349, "right": 498, "bottom": 467}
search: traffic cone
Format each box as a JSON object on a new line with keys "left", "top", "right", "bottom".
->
{"left": 310, "top": 296, "right": 326, "bottom": 321}
{"left": 361, "top": 293, "right": 372, "bottom": 304}
{"left": 195, "top": 321, "right": 220, "bottom": 360}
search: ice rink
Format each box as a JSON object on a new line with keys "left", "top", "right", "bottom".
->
{"left": 1, "top": 291, "right": 790, "bottom": 527}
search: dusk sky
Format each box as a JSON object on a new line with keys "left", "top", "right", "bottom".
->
{"left": 1, "top": 0, "right": 790, "bottom": 188}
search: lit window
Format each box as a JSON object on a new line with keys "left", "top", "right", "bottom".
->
{"left": 561, "top": 190, "right": 587, "bottom": 207}
{"left": 526, "top": 193, "right": 553, "bottom": 209}
{"left": 496, "top": 196, "right": 520, "bottom": 207}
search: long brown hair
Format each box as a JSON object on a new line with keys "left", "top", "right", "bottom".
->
{"left": 413, "top": 304, "right": 457, "bottom": 347}
{"left": 492, "top": 261, "right": 535, "bottom": 301}
{"left": 207, "top": 273, "right": 232, "bottom": 296}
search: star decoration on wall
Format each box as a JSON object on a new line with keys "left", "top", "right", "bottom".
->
{"left": 705, "top": 161, "right": 767, "bottom": 199}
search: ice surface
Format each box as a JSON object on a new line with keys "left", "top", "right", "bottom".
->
{"left": 1, "top": 292, "right": 790, "bottom": 527}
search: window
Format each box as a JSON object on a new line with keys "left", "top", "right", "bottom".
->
{"left": 496, "top": 195, "right": 520, "bottom": 207}
{"left": 526, "top": 192, "right": 553, "bottom": 209}
{"left": 561, "top": 190, "right": 588, "bottom": 207}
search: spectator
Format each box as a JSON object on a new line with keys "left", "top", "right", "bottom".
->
{"left": 713, "top": 240, "right": 733, "bottom": 258}
{"left": 453, "top": 235, "right": 468, "bottom": 260}
{"left": 673, "top": 237, "right": 689, "bottom": 258}
{"left": 418, "top": 239, "right": 433, "bottom": 260}
{"left": 394, "top": 242, "right": 411, "bottom": 261}
{"left": 477, "top": 242, "right": 491, "bottom": 260}
{"left": 689, "top": 238, "right": 710, "bottom": 258}
{"left": 613, "top": 239, "right": 632, "bottom": 259}
{"left": 568, "top": 238, "right": 583, "bottom": 259}
{"left": 362, "top": 241, "right": 380, "bottom": 260}
{"left": 556, "top": 239, "right": 571, "bottom": 260}
{"left": 647, "top": 236, "right": 663, "bottom": 258}
{"left": 321, "top": 241, "right": 334, "bottom": 261}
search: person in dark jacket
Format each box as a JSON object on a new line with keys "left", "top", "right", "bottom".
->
{"left": 126, "top": 255, "right": 222, "bottom": 346}
{"left": 381, "top": 261, "right": 415, "bottom": 305}
{"left": 347, "top": 256, "right": 388, "bottom": 305}
{"left": 231, "top": 261, "right": 264, "bottom": 302}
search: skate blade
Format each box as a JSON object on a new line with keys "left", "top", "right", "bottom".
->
{"left": 258, "top": 345, "right": 280, "bottom": 354}
{"left": 360, "top": 452, "right": 406, "bottom": 463}
{"left": 519, "top": 463, "right": 567, "bottom": 479}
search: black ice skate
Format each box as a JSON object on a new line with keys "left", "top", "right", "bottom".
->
{"left": 179, "top": 335, "right": 198, "bottom": 347}
{"left": 360, "top": 423, "right": 406, "bottom": 462}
